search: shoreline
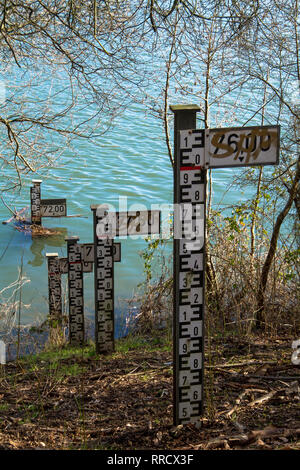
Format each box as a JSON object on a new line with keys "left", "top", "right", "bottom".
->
{"left": 0, "top": 314, "right": 131, "bottom": 363}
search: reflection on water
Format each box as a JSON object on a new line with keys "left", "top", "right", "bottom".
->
{"left": 28, "top": 227, "right": 68, "bottom": 267}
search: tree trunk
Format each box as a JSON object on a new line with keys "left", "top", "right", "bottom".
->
{"left": 256, "top": 157, "right": 300, "bottom": 329}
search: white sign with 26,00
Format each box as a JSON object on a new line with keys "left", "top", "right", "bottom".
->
{"left": 207, "top": 125, "right": 280, "bottom": 168}
{"left": 180, "top": 125, "right": 280, "bottom": 169}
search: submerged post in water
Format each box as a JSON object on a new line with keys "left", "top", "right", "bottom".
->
{"left": 30, "top": 180, "right": 42, "bottom": 225}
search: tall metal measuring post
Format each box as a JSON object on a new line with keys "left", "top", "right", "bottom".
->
{"left": 170, "top": 105, "right": 205, "bottom": 426}
{"left": 91, "top": 206, "right": 115, "bottom": 355}
{"left": 171, "top": 106, "right": 280, "bottom": 427}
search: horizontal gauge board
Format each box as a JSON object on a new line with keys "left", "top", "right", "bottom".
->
{"left": 180, "top": 125, "right": 280, "bottom": 169}
{"left": 95, "top": 210, "right": 161, "bottom": 237}
{"left": 40, "top": 199, "right": 67, "bottom": 217}
{"left": 208, "top": 125, "right": 280, "bottom": 168}
{"left": 81, "top": 243, "right": 121, "bottom": 263}
{"left": 58, "top": 243, "right": 121, "bottom": 274}
{"left": 59, "top": 257, "right": 93, "bottom": 274}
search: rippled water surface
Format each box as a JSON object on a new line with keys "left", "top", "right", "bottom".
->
{"left": 0, "top": 100, "right": 250, "bottom": 327}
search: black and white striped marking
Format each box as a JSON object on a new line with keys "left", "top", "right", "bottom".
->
{"left": 174, "top": 129, "right": 206, "bottom": 425}
{"left": 46, "top": 253, "right": 62, "bottom": 326}
{"left": 30, "top": 180, "right": 42, "bottom": 225}
{"left": 66, "top": 237, "right": 85, "bottom": 345}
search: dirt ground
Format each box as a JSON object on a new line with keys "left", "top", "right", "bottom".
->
{"left": 0, "top": 332, "right": 299, "bottom": 451}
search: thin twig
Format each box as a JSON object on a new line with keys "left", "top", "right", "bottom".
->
{"left": 207, "top": 360, "right": 277, "bottom": 369}
{"left": 246, "top": 375, "right": 300, "bottom": 381}
{"left": 1, "top": 196, "right": 17, "bottom": 216}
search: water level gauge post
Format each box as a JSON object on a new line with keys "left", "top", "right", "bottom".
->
{"left": 46, "top": 252, "right": 63, "bottom": 342}
{"left": 65, "top": 236, "right": 85, "bottom": 346}
{"left": 91, "top": 206, "right": 115, "bottom": 355}
{"left": 170, "top": 105, "right": 205, "bottom": 428}
{"left": 30, "top": 180, "right": 43, "bottom": 225}
{"left": 172, "top": 107, "right": 281, "bottom": 428}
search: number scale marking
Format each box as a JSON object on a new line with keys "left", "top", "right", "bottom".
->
{"left": 47, "top": 254, "right": 62, "bottom": 324}
{"left": 40, "top": 198, "right": 67, "bottom": 217}
{"left": 175, "top": 130, "right": 205, "bottom": 425}
{"left": 92, "top": 209, "right": 115, "bottom": 354}
{"left": 67, "top": 239, "right": 85, "bottom": 345}
{"left": 176, "top": 120, "right": 279, "bottom": 427}
{"left": 30, "top": 182, "right": 42, "bottom": 224}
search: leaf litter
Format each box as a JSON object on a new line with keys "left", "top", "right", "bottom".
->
{"left": 0, "top": 332, "right": 299, "bottom": 450}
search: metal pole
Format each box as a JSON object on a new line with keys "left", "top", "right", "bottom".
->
{"left": 31, "top": 180, "right": 42, "bottom": 225}
{"left": 91, "top": 206, "right": 115, "bottom": 355}
{"left": 170, "top": 104, "right": 206, "bottom": 426}
{"left": 65, "top": 236, "right": 85, "bottom": 345}
{"left": 46, "top": 252, "right": 62, "bottom": 323}
{"left": 46, "top": 253, "right": 62, "bottom": 342}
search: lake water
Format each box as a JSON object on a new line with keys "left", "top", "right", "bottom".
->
{"left": 0, "top": 98, "right": 260, "bottom": 333}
